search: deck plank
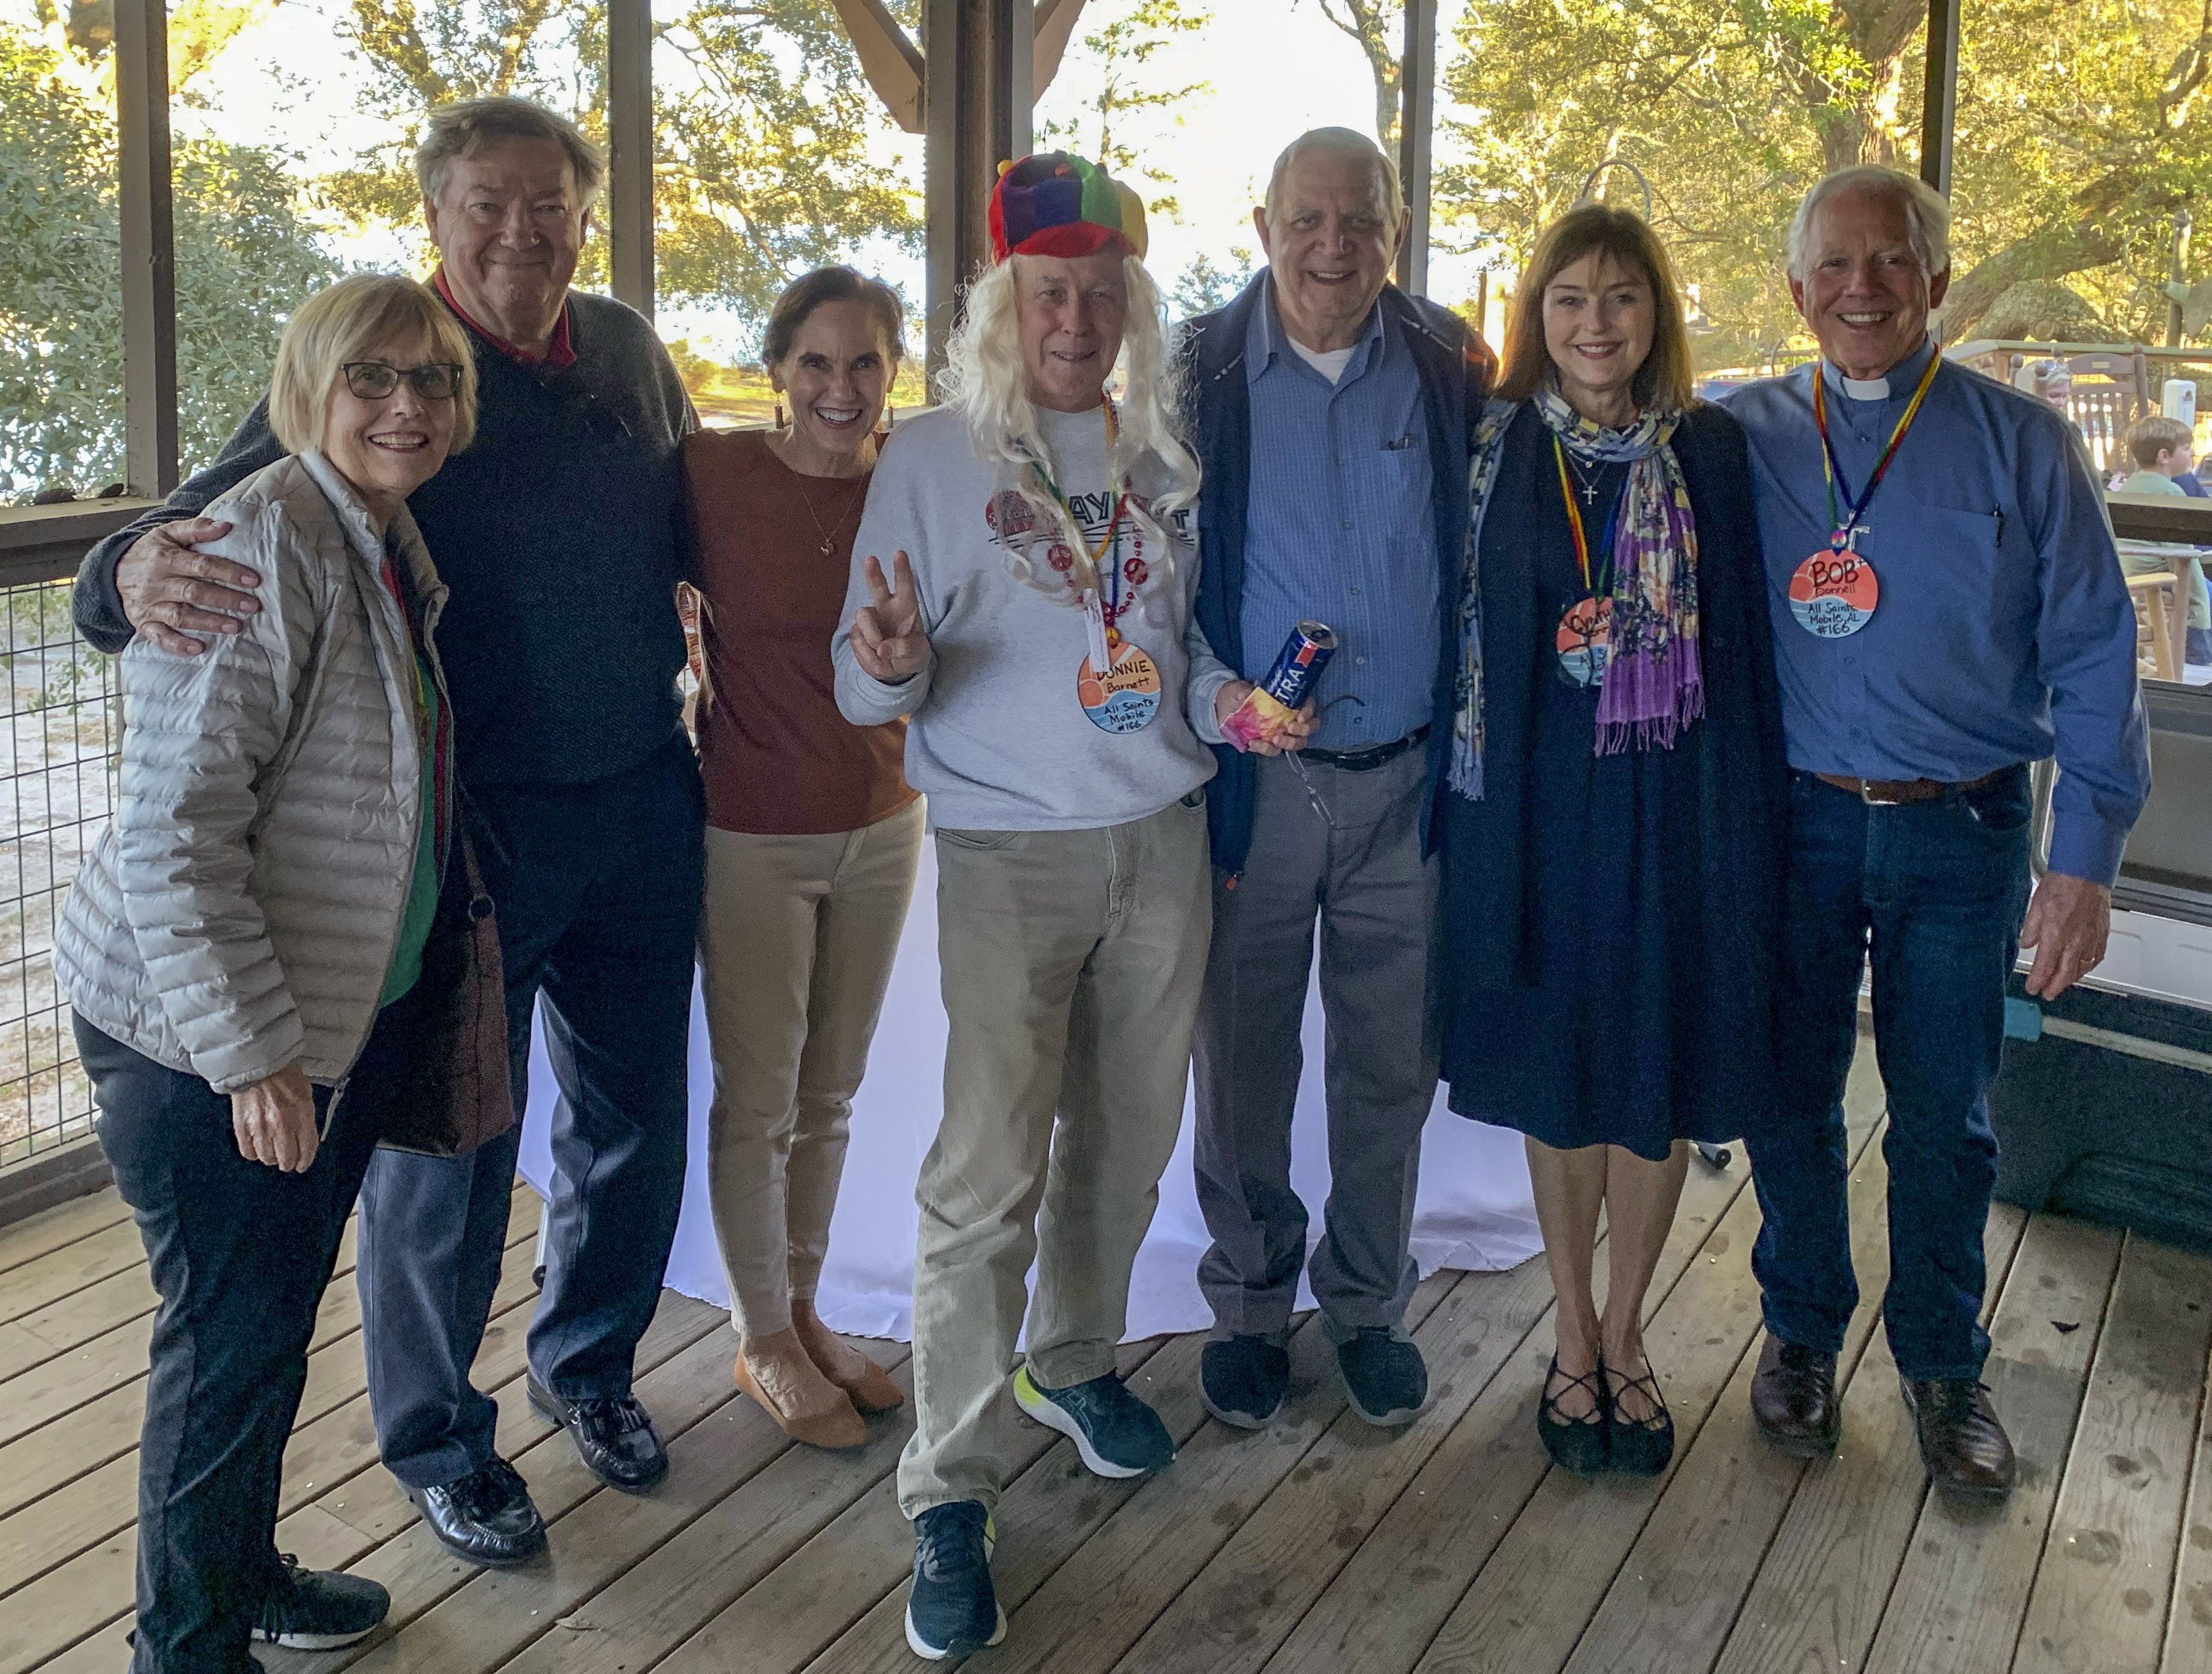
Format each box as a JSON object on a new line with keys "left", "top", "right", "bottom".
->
{"left": 1858, "top": 1213, "right": 2124, "bottom": 1674}
{"left": 2162, "top": 1306, "right": 2212, "bottom": 1674}
{"left": 1703, "top": 1205, "right": 2031, "bottom": 1674}
{"left": 0, "top": 1189, "right": 134, "bottom": 1278}
{"left": 1557, "top": 1125, "right": 1901, "bottom": 1674}
{"left": 2013, "top": 1236, "right": 2212, "bottom": 1674}
{"left": 0, "top": 1221, "right": 146, "bottom": 1330}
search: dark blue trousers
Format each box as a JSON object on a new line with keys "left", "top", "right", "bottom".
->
{"left": 77, "top": 1009, "right": 389, "bottom": 1673}
{"left": 357, "top": 737, "right": 704, "bottom": 1490}
{"left": 1746, "top": 765, "right": 2033, "bottom": 1384}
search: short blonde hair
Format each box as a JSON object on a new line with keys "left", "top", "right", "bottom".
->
{"left": 1496, "top": 205, "right": 1695, "bottom": 414}
{"left": 269, "top": 274, "right": 478, "bottom": 458}
{"left": 415, "top": 96, "right": 605, "bottom": 211}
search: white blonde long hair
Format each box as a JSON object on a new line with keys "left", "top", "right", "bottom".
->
{"left": 937, "top": 253, "right": 1202, "bottom": 600}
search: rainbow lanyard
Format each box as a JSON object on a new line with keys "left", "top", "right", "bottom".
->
{"left": 1033, "top": 395, "right": 1133, "bottom": 642}
{"left": 1553, "top": 436, "right": 1620, "bottom": 597}
{"left": 1811, "top": 347, "right": 1942, "bottom": 551}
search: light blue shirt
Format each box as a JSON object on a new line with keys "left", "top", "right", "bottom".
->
{"left": 1721, "top": 338, "right": 2150, "bottom": 885}
{"left": 1240, "top": 279, "right": 1437, "bottom": 751}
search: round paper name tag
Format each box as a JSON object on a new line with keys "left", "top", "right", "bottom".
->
{"left": 1555, "top": 596, "right": 1613, "bottom": 689}
{"left": 1788, "top": 549, "right": 1879, "bottom": 638}
{"left": 1077, "top": 641, "right": 1162, "bottom": 734}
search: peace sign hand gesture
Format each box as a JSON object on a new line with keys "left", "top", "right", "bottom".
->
{"left": 850, "top": 551, "right": 929, "bottom": 683}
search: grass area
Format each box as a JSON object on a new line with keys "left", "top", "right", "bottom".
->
{"left": 667, "top": 342, "right": 933, "bottom": 432}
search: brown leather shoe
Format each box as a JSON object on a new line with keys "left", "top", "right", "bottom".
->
{"left": 1749, "top": 1335, "right": 1840, "bottom": 1457}
{"left": 1901, "top": 1377, "right": 2016, "bottom": 1501}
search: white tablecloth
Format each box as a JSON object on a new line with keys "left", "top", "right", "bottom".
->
{"left": 518, "top": 841, "right": 1542, "bottom": 1342}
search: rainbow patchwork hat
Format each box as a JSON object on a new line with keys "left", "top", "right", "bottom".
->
{"left": 988, "top": 154, "right": 1148, "bottom": 263}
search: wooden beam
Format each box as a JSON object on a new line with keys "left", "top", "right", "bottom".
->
{"left": 924, "top": 0, "right": 1033, "bottom": 380}
{"left": 1032, "top": 0, "right": 1087, "bottom": 100}
{"left": 607, "top": 0, "right": 654, "bottom": 317}
{"left": 1919, "top": 0, "right": 1961, "bottom": 197}
{"left": 1395, "top": 0, "right": 1436, "bottom": 295}
{"left": 113, "top": 0, "right": 176, "bottom": 497}
{"left": 828, "top": 0, "right": 925, "bottom": 134}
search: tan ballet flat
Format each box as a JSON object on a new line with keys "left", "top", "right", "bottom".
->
{"left": 792, "top": 1300, "right": 905, "bottom": 1414}
{"left": 734, "top": 1332, "right": 869, "bottom": 1450}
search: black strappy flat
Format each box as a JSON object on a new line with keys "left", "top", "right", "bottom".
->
{"left": 1537, "top": 1355, "right": 1610, "bottom": 1473}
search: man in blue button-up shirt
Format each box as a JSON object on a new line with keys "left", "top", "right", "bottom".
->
{"left": 1182, "top": 128, "right": 1496, "bottom": 1434}
{"left": 1721, "top": 166, "right": 2150, "bottom": 1502}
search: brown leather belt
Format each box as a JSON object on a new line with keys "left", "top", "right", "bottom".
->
{"left": 1812, "top": 767, "right": 2009, "bottom": 806}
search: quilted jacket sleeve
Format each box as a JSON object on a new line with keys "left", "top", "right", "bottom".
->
{"left": 113, "top": 495, "right": 323, "bottom": 1093}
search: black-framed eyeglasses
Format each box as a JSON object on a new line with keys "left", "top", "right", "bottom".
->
{"left": 341, "top": 361, "right": 465, "bottom": 401}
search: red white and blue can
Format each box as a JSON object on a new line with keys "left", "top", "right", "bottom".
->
{"left": 1259, "top": 621, "right": 1337, "bottom": 710}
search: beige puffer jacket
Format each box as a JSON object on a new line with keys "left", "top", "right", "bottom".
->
{"left": 56, "top": 449, "right": 452, "bottom": 1094}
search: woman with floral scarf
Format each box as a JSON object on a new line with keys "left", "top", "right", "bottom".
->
{"left": 1439, "top": 206, "right": 1787, "bottom": 1477}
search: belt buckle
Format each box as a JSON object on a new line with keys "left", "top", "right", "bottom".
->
{"left": 1858, "top": 779, "right": 1907, "bottom": 807}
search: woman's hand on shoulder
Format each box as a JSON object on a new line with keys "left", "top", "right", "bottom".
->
{"left": 230, "top": 1063, "right": 320, "bottom": 1172}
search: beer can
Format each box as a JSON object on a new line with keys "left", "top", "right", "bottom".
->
{"left": 1259, "top": 621, "right": 1338, "bottom": 712}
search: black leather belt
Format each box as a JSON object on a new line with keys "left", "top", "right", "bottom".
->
{"left": 1297, "top": 724, "right": 1430, "bottom": 773}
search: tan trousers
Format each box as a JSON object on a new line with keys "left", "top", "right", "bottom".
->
{"left": 897, "top": 794, "right": 1212, "bottom": 1519}
{"left": 700, "top": 800, "right": 925, "bottom": 1336}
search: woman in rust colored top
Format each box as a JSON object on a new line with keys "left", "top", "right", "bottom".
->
{"left": 683, "top": 267, "right": 920, "bottom": 1449}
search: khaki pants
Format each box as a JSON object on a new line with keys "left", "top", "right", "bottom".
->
{"left": 898, "top": 794, "right": 1211, "bottom": 1518}
{"left": 700, "top": 801, "right": 925, "bottom": 1336}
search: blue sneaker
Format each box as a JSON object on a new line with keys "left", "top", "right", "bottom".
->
{"left": 1013, "top": 1366, "right": 1176, "bottom": 1478}
{"left": 905, "top": 1501, "right": 1005, "bottom": 1660}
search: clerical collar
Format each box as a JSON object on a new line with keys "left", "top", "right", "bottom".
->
{"left": 1821, "top": 336, "right": 1935, "bottom": 404}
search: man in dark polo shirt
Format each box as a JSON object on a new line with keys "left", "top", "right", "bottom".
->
{"left": 73, "top": 97, "right": 700, "bottom": 1562}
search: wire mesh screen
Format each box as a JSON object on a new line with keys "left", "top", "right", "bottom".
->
{"left": 1, "top": 581, "right": 117, "bottom": 1164}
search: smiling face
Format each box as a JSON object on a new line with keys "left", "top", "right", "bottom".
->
{"left": 320, "top": 330, "right": 458, "bottom": 521}
{"left": 770, "top": 299, "right": 896, "bottom": 470}
{"left": 1254, "top": 144, "right": 1405, "bottom": 353}
{"left": 424, "top": 136, "right": 590, "bottom": 353}
{"left": 1013, "top": 250, "right": 1129, "bottom": 413}
{"left": 1790, "top": 183, "right": 1949, "bottom": 382}
{"left": 1542, "top": 248, "right": 1656, "bottom": 425}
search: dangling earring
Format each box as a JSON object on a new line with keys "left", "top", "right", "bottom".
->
{"left": 776, "top": 401, "right": 787, "bottom": 429}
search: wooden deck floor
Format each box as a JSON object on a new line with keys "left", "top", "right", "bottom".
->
{"left": 5, "top": 1044, "right": 2212, "bottom": 1674}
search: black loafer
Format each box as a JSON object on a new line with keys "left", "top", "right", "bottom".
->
{"left": 527, "top": 1375, "right": 669, "bottom": 1490}
{"left": 253, "top": 1553, "right": 391, "bottom": 1648}
{"left": 1335, "top": 1329, "right": 1428, "bottom": 1427}
{"left": 1200, "top": 1336, "right": 1290, "bottom": 1429}
{"left": 408, "top": 1456, "right": 548, "bottom": 1567}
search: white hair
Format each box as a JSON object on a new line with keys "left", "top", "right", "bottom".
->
{"left": 1786, "top": 165, "right": 1951, "bottom": 281}
{"left": 937, "top": 253, "right": 1202, "bottom": 602}
{"left": 1263, "top": 126, "right": 1406, "bottom": 230}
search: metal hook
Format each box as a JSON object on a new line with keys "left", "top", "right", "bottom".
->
{"left": 1576, "top": 160, "right": 1655, "bottom": 220}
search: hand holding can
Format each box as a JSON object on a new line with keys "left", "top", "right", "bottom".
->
{"left": 1222, "top": 622, "right": 1335, "bottom": 753}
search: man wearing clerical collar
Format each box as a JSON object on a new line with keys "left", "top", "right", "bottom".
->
{"left": 1721, "top": 166, "right": 2150, "bottom": 1501}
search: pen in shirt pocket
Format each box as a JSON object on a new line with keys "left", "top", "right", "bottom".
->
{"left": 1992, "top": 506, "right": 2004, "bottom": 548}
{"left": 1382, "top": 433, "right": 1418, "bottom": 451}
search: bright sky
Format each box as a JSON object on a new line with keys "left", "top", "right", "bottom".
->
{"left": 23, "top": 0, "right": 1487, "bottom": 359}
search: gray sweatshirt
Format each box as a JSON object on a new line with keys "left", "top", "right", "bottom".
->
{"left": 833, "top": 404, "right": 1236, "bottom": 831}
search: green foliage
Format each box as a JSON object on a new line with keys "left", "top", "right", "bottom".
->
{"left": 0, "top": 25, "right": 340, "bottom": 495}
{"left": 1040, "top": 0, "right": 1211, "bottom": 219}
{"left": 1167, "top": 246, "right": 1255, "bottom": 317}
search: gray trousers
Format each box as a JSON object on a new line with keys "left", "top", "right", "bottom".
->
{"left": 1193, "top": 746, "right": 1439, "bottom": 1342}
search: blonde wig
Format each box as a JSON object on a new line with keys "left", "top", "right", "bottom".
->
{"left": 937, "top": 252, "right": 1201, "bottom": 603}
{"left": 269, "top": 272, "right": 478, "bottom": 458}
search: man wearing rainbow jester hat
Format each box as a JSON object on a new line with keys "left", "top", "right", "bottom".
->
{"left": 832, "top": 152, "right": 1313, "bottom": 1661}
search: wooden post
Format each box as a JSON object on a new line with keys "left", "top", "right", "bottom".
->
{"left": 1919, "top": 0, "right": 1961, "bottom": 197}
{"left": 607, "top": 0, "right": 654, "bottom": 318}
{"left": 1395, "top": 0, "right": 1435, "bottom": 295}
{"left": 925, "top": 0, "right": 1033, "bottom": 381}
{"left": 114, "top": 0, "right": 177, "bottom": 497}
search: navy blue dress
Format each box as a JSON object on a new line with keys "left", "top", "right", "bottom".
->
{"left": 1439, "top": 401, "right": 1787, "bottom": 1160}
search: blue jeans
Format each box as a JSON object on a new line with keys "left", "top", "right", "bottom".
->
{"left": 358, "top": 736, "right": 704, "bottom": 1489}
{"left": 1746, "top": 765, "right": 2033, "bottom": 1383}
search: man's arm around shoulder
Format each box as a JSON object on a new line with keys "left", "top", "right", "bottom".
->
{"left": 74, "top": 400, "right": 286, "bottom": 656}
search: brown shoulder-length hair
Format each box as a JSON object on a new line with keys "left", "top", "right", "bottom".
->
{"left": 1495, "top": 205, "right": 1695, "bottom": 413}
{"left": 761, "top": 266, "right": 907, "bottom": 370}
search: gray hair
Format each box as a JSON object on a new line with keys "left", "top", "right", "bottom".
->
{"left": 1786, "top": 165, "right": 1951, "bottom": 281}
{"left": 1263, "top": 127, "right": 1406, "bottom": 230}
{"left": 414, "top": 96, "right": 606, "bottom": 210}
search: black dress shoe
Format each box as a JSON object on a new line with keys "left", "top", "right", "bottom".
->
{"left": 1199, "top": 1336, "right": 1290, "bottom": 1429}
{"left": 528, "top": 1375, "right": 668, "bottom": 1490}
{"left": 1900, "top": 1376, "right": 2016, "bottom": 1501}
{"left": 1749, "top": 1335, "right": 1840, "bottom": 1457}
{"left": 408, "top": 1457, "right": 547, "bottom": 1567}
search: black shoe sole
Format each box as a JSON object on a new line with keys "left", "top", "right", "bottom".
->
{"left": 404, "top": 1489, "right": 547, "bottom": 1568}
{"left": 527, "top": 1383, "right": 670, "bottom": 1492}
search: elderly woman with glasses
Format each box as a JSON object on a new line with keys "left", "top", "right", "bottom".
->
{"left": 55, "top": 272, "right": 495, "bottom": 1672}
{"left": 1439, "top": 205, "right": 1787, "bottom": 1479}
